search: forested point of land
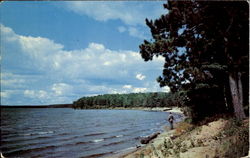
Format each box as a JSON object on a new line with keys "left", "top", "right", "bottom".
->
{"left": 73, "top": 92, "right": 185, "bottom": 109}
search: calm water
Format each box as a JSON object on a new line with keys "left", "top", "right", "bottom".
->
{"left": 1, "top": 108, "right": 182, "bottom": 158}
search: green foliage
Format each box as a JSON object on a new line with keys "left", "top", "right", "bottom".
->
{"left": 141, "top": 1, "right": 248, "bottom": 91}
{"left": 140, "top": 1, "right": 249, "bottom": 121}
{"left": 186, "top": 87, "right": 227, "bottom": 123}
{"left": 73, "top": 92, "right": 186, "bottom": 109}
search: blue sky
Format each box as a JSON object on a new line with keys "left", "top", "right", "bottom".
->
{"left": 1, "top": 1, "right": 170, "bottom": 105}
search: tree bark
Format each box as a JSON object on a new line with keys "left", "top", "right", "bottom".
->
{"left": 223, "top": 85, "right": 229, "bottom": 110}
{"left": 229, "top": 73, "right": 246, "bottom": 119}
{"left": 237, "top": 72, "right": 243, "bottom": 110}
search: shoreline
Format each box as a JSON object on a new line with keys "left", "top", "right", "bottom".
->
{"left": 114, "top": 117, "right": 249, "bottom": 158}
{"left": 110, "top": 124, "right": 181, "bottom": 158}
{"left": 105, "top": 106, "right": 183, "bottom": 114}
{"left": 107, "top": 107, "right": 185, "bottom": 158}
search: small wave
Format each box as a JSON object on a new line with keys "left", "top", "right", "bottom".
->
{"left": 57, "top": 132, "right": 70, "bottom": 136}
{"left": 150, "top": 128, "right": 158, "bottom": 131}
{"left": 125, "top": 128, "right": 149, "bottom": 137}
{"left": 102, "top": 140, "right": 125, "bottom": 147}
{"left": 75, "top": 141, "right": 90, "bottom": 145}
{"left": 101, "top": 134, "right": 123, "bottom": 140}
{"left": 23, "top": 131, "right": 54, "bottom": 136}
{"left": 104, "top": 135, "right": 116, "bottom": 140}
{"left": 4, "top": 145, "right": 57, "bottom": 156}
{"left": 115, "top": 128, "right": 129, "bottom": 133}
{"left": 114, "top": 146, "right": 137, "bottom": 154}
{"left": 92, "top": 139, "right": 104, "bottom": 143}
{"left": 81, "top": 151, "right": 113, "bottom": 158}
{"left": 37, "top": 131, "right": 54, "bottom": 135}
{"left": 84, "top": 132, "right": 106, "bottom": 137}
{"left": 116, "top": 135, "right": 123, "bottom": 138}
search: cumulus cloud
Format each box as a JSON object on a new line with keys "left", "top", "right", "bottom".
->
{"left": 128, "top": 27, "right": 147, "bottom": 39}
{"left": 123, "top": 85, "right": 132, "bottom": 89}
{"left": 15, "top": 30, "right": 158, "bottom": 81}
{"left": 1, "top": 73, "right": 29, "bottom": 89}
{"left": 24, "top": 90, "right": 48, "bottom": 99}
{"left": 118, "top": 26, "right": 126, "bottom": 33}
{"left": 162, "top": 86, "right": 170, "bottom": 93}
{"left": 23, "top": 88, "right": 73, "bottom": 104}
{"left": 132, "top": 87, "right": 147, "bottom": 93}
{"left": 22, "top": 83, "right": 73, "bottom": 104}
{"left": 136, "top": 73, "right": 146, "bottom": 80}
{"left": 51, "top": 83, "right": 72, "bottom": 96}
{"left": 1, "top": 91, "right": 10, "bottom": 98}
{"left": 64, "top": 1, "right": 165, "bottom": 26}
{"left": 1, "top": 24, "right": 19, "bottom": 42}
{"left": 117, "top": 26, "right": 148, "bottom": 39}
{"left": 1, "top": 24, "right": 168, "bottom": 105}
{"left": 1, "top": 77, "right": 25, "bottom": 87}
{"left": 63, "top": 2, "right": 166, "bottom": 39}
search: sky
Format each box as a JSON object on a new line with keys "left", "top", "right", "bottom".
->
{"left": 0, "top": 1, "right": 170, "bottom": 105}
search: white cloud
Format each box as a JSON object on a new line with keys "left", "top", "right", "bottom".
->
{"left": 128, "top": 27, "right": 147, "bottom": 39}
{"left": 14, "top": 34, "right": 158, "bottom": 80}
{"left": 22, "top": 83, "right": 73, "bottom": 104}
{"left": 132, "top": 87, "right": 147, "bottom": 93}
{"left": 118, "top": 26, "right": 126, "bottom": 33}
{"left": 1, "top": 24, "right": 167, "bottom": 105}
{"left": 1, "top": 24, "right": 19, "bottom": 42}
{"left": 51, "top": 83, "right": 72, "bottom": 96}
{"left": 162, "top": 86, "right": 170, "bottom": 93}
{"left": 1, "top": 72, "right": 28, "bottom": 88}
{"left": 64, "top": 2, "right": 165, "bottom": 26}
{"left": 123, "top": 85, "right": 132, "bottom": 89}
{"left": 1, "top": 91, "right": 10, "bottom": 98}
{"left": 19, "top": 36, "right": 64, "bottom": 55}
{"left": 63, "top": 2, "right": 166, "bottom": 39}
{"left": 136, "top": 73, "right": 146, "bottom": 80}
{"left": 1, "top": 78, "right": 25, "bottom": 86}
{"left": 117, "top": 26, "right": 148, "bottom": 39}
{"left": 88, "top": 42, "right": 105, "bottom": 51}
{"left": 23, "top": 86, "right": 73, "bottom": 104}
{"left": 24, "top": 90, "right": 48, "bottom": 99}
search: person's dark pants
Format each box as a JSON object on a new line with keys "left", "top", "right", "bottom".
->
{"left": 170, "top": 121, "right": 173, "bottom": 130}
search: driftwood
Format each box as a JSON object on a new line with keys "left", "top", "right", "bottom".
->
{"left": 140, "top": 132, "right": 160, "bottom": 144}
{"left": 163, "top": 108, "right": 172, "bottom": 111}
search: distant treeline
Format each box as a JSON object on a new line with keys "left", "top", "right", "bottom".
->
{"left": 0, "top": 104, "right": 73, "bottom": 108}
{"left": 73, "top": 92, "right": 186, "bottom": 109}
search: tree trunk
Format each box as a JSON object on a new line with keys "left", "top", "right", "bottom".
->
{"left": 237, "top": 72, "right": 243, "bottom": 109}
{"left": 229, "top": 73, "right": 246, "bottom": 119}
{"left": 223, "top": 85, "right": 229, "bottom": 110}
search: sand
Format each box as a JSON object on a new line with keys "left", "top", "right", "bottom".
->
{"left": 116, "top": 118, "right": 249, "bottom": 158}
{"left": 110, "top": 107, "right": 183, "bottom": 114}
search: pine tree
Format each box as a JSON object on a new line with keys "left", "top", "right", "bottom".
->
{"left": 140, "top": 1, "right": 248, "bottom": 119}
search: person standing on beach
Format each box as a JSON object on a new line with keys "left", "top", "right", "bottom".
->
{"left": 168, "top": 112, "right": 175, "bottom": 130}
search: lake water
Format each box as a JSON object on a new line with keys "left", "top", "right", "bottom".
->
{"left": 1, "top": 108, "right": 182, "bottom": 158}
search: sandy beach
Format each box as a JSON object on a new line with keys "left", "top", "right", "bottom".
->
{"left": 109, "top": 107, "right": 183, "bottom": 114}
{"left": 107, "top": 106, "right": 249, "bottom": 158}
{"left": 113, "top": 118, "right": 249, "bottom": 158}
